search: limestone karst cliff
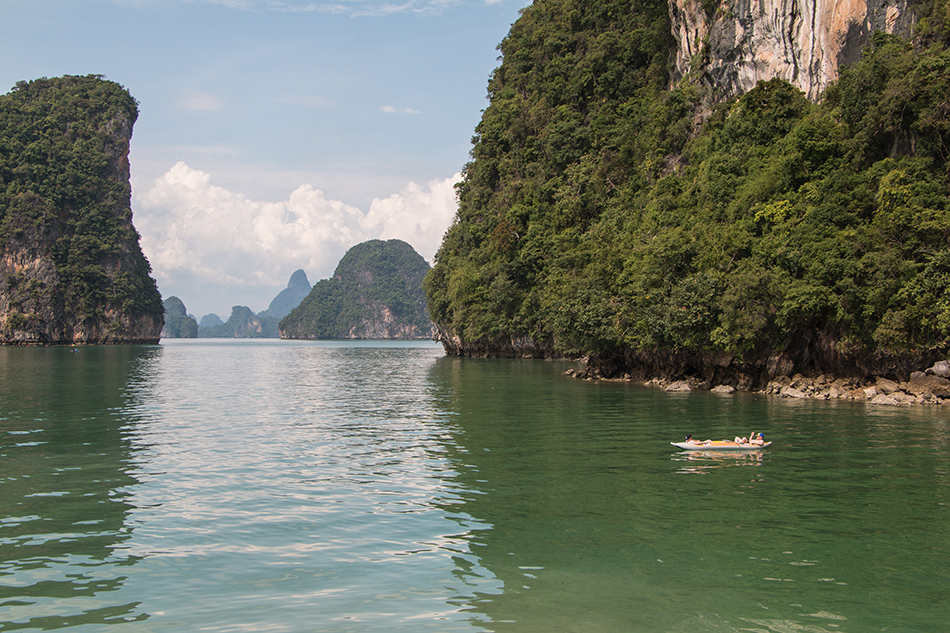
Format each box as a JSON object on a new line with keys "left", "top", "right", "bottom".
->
{"left": 161, "top": 296, "right": 198, "bottom": 338}
{"left": 0, "top": 75, "right": 163, "bottom": 344}
{"left": 281, "top": 239, "right": 435, "bottom": 340}
{"left": 200, "top": 305, "right": 279, "bottom": 338}
{"left": 669, "top": 0, "right": 914, "bottom": 100}
{"left": 424, "top": 0, "right": 950, "bottom": 391}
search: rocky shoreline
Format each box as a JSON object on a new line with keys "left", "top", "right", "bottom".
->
{"left": 567, "top": 360, "right": 950, "bottom": 406}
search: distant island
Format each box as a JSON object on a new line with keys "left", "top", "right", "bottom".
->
{"left": 200, "top": 306, "right": 279, "bottom": 338}
{"left": 161, "top": 271, "right": 311, "bottom": 339}
{"left": 163, "top": 244, "right": 434, "bottom": 342}
{"left": 281, "top": 239, "right": 435, "bottom": 340}
{"left": 259, "top": 269, "right": 311, "bottom": 321}
{"left": 0, "top": 75, "right": 163, "bottom": 344}
{"left": 198, "top": 313, "right": 224, "bottom": 329}
{"left": 161, "top": 296, "right": 197, "bottom": 338}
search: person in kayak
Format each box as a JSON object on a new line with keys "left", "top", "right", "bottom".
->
{"left": 749, "top": 432, "right": 766, "bottom": 446}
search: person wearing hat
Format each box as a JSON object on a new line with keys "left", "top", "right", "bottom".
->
{"left": 749, "top": 432, "right": 765, "bottom": 446}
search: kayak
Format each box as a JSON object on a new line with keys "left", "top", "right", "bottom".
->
{"left": 671, "top": 441, "right": 772, "bottom": 450}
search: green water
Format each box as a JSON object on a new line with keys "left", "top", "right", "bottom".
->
{"left": 1, "top": 341, "right": 948, "bottom": 632}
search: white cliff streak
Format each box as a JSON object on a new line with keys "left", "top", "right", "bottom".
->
{"left": 669, "top": 0, "right": 913, "bottom": 100}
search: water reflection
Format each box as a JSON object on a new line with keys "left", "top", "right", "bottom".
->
{"left": 428, "top": 356, "right": 674, "bottom": 631}
{"left": 427, "top": 356, "right": 950, "bottom": 633}
{"left": 0, "top": 345, "right": 160, "bottom": 629}
{"left": 3, "top": 343, "right": 947, "bottom": 632}
{"left": 671, "top": 449, "right": 768, "bottom": 474}
{"left": 108, "top": 341, "right": 498, "bottom": 632}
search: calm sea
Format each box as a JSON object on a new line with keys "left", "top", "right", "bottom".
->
{"left": 1, "top": 340, "right": 948, "bottom": 632}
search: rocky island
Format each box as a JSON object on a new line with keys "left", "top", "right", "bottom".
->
{"left": 201, "top": 306, "right": 279, "bottom": 338}
{"left": 0, "top": 75, "right": 163, "bottom": 344}
{"left": 259, "top": 269, "right": 312, "bottom": 321}
{"left": 424, "top": 0, "right": 950, "bottom": 404}
{"left": 281, "top": 239, "right": 435, "bottom": 340}
{"left": 161, "top": 296, "right": 197, "bottom": 338}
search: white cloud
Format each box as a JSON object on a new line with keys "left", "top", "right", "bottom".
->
{"left": 380, "top": 104, "right": 421, "bottom": 115}
{"left": 177, "top": 90, "right": 226, "bottom": 112}
{"left": 134, "top": 162, "right": 458, "bottom": 315}
{"left": 363, "top": 173, "right": 459, "bottom": 261}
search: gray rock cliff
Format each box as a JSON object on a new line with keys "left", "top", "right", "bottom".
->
{"left": 670, "top": 0, "right": 914, "bottom": 100}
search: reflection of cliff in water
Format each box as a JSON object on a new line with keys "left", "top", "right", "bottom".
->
{"left": 0, "top": 345, "right": 161, "bottom": 628}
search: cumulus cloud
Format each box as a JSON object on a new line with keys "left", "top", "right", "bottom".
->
{"left": 135, "top": 161, "right": 458, "bottom": 315}
{"left": 363, "top": 174, "right": 459, "bottom": 261}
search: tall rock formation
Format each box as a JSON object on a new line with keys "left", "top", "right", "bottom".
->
{"left": 259, "top": 269, "right": 311, "bottom": 320}
{"left": 0, "top": 75, "right": 163, "bottom": 344}
{"left": 424, "top": 0, "right": 950, "bottom": 385}
{"left": 670, "top": 0, "right": 914, "bottom": 100}
{"left": 161, "top": 296, "right": 198, "bottom": 338}
{"left": 281, "top": 239, "right": 435, "bottom": 340}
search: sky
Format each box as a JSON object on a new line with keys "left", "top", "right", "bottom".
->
{"left": 0, "top": 0, "right": 529, "bottom": 318}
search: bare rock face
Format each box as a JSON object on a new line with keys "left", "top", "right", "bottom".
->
{"left": 433, "top": 323, "right": 557, "bottom": 358}
{"left": 345, "top": 306, "right": 433, "bottom": 340}
{"left": 670, "top": 0, "right": 914, "bottom": 100}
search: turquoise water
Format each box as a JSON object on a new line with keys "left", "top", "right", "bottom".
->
{"left": 1, "top": 341, "right": 948, "bottom": 632}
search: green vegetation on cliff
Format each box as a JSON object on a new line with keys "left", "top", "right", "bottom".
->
{"left": 425, "top": 0, "right": 950, "bottom": 378}
{"left": 281, "top": 239, "right": 434, "bottom": 340}
{"left": 0, "top": 75, "right": 163, "bottom": 343}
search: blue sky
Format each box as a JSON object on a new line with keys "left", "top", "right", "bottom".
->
{"left": 0, "top": 0, "right": 528, "bottom": 317}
